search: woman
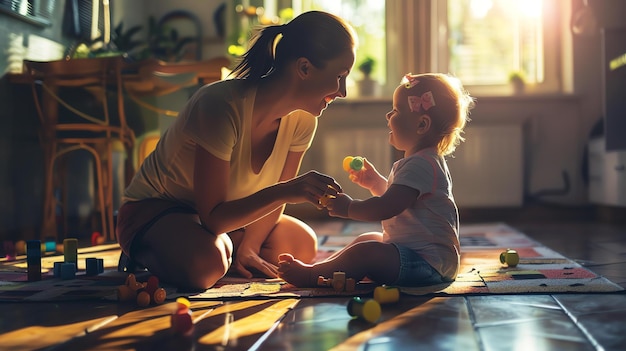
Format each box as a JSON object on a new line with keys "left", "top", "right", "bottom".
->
{"left": 116, "top": 11, "right": 358, "bottom": 289}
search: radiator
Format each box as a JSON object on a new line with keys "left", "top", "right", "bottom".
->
{"left": 322, "top": 124, "right": 523, "bottom": 207}
{"left": 447, "top": 124, "right": 524, "bottom": 207}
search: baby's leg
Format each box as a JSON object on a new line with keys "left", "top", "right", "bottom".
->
{"left": 325, "top": 232, "right": 383, "bottom": 261}
{"left": 278, "top": 241, "right": 400, "bottom": 288}
{"left": 277, "top": 254, "right": 318, "bottom": 287}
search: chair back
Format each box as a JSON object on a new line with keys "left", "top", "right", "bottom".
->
{"left": 23, "top": 56, "right": 135, "bottom": 148}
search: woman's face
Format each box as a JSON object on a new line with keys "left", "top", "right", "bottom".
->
{"left": 299, "top": 48, "right": 355, "bottom": 116}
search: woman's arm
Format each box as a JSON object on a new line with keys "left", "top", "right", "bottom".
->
{"left": 194, "top": 145, "right": 280, "bottom": 234}
{"left": 229, "top": 151, "right": 304, "bottom": 275}
{"left": 195, "top": 147, "right": 337, "bottom": 277}
{"left": 194, "top": 146, "right": 339, "bottom": 236}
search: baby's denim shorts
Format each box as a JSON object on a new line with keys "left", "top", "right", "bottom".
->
{"left": 391, "top": 243, "right": 451, "bottom": 287}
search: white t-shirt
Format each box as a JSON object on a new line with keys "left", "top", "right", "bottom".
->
{"left": 123, "top": 79, "right": 318, "bottom": 208}
{"left": 382, "top": 147, "right": 460, "bottom": 279}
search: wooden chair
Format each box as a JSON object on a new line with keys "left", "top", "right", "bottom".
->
{"left": 23, "top": 56, "right": 135, "bottom": 242}
{"left": 124, "top": 56, "right": 231, "bottom": 169}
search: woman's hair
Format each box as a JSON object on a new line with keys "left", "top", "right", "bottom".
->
{"left": 230, "top": 11, "right": 357, "bottom": 81}
{"left": 401, "top": 73, "right": 475, "bottom": 156}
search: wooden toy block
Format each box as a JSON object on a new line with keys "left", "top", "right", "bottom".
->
{"left": 60, "top": 262, "right": 77, "bottom": 280}
{"left": 345, "top": 278, "right": 356, "bottom": 292}
{"left": 53, "top": 261, "right": 63, "bottom": 277}
{"left": 85, "top": 258, "right": 100, "bottom": 276}
{"left": 317, "top": 275, "right": 330, "bottom": 286}
{"left": 63, "top": 238, "right": 78, "bottom": 264}
{"left": 26, "top": 240, "right": 42, "bottom": 282}
{"left": 332, "top": 271, "right": 346, "bottom": 291}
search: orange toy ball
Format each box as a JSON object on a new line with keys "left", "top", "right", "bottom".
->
{"left": 152, "top": 288, "right": 167, "bottom": 305}
{"left": 343, "top": 156, "right": 354, "bottom": 172}
{"left": 136, "top": 290, "right": 151, "bottom": 307}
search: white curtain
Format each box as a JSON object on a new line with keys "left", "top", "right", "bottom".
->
{"left": 385, "top": 0, "right": 434, "bottom": 92}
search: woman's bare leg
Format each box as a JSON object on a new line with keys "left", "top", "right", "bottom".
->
{"left": 133, "top": 212, "right": 233, "bottom": 290}
{"left": 257, "top": 214, "right": 319, "bottom": 265}
{"left": 277, "top": 241, "right": 400, "bottom": 287}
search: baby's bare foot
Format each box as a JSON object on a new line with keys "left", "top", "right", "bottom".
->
{"left": 277, "top": 253, "right": 316, "bottom": 287}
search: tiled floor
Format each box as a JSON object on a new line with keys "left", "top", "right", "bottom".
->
{"left": 1, "top": 217, "right": 625, "bottom": 350}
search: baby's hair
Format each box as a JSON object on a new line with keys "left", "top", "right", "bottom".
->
{"left": 401, "top": 73, "right": 475, "bottom": 156}
{"left": 230, "top": 11, "right": 358, "bottom": 81}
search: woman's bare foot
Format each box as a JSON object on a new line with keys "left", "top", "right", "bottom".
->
{"left": 277, "top": 253, "right": 318, "bottom": 287}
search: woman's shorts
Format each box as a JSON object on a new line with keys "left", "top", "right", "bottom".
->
{"left": 391, "top": 243, "right": 451, "bottom": 287}
{"left": 116, "top": 198, "right": 196, "bottom": 258}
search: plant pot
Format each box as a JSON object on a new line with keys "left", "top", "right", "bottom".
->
{"left": 511, "top": 79, "right": 525, "bottom": 95}
{"left": 357, "top": 77, "right": 378, "bottom": 97}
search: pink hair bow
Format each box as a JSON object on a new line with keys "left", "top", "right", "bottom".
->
{"left": 401, "top": 74, "right": 419, "bottom": 88}
{"left": 408, "top": 91, "right": 436, "bottom": 112}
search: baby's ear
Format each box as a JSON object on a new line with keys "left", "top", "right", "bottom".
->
{"left": 416, "top": 115, "right": 431, "bottom": 134}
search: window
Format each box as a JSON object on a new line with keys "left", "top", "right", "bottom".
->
{"left": 301, "top": 0, "right": 567, "bottom": 96}
{"left": 228, "top": 1, "right": 569, "bottom": 97}
{"left": 437, "top": 0, "right": 567, "bottom": 95}
{"left": 227, "top": 1, "right": 387, "bottom": 95}
{"left": 0, "top": 0, "right": 55, "bottom": 27}
{"left": 294, "top": 0, "right": 387, "bottom": 87}
{"left": 447, "top": 0, "right": 544, "bottom": 85}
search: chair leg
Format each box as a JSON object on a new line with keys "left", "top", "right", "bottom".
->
{"left": 41, "top": 142, "right": 58, "bottom": 241}
{"left": 56, "top": 156, "right": 69, "bottom": 240}
{"left": 104, "top": 143, "right": 115, "bottom": 243}
{"left": 92, "top": 149, "right": 109, "bottom": 244}
{"left": 92, "top": 141, "right": 116, "bottom": 243}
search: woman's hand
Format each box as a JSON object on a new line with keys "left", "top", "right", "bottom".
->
{"left": 280, "top": 170, "right": 342, "bottom": 208}
{"left": 232, "top": 242, "right": 278, "bottom": 279}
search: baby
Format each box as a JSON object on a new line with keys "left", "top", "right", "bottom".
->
{"left": 278, "top": 73, "right": 474, "bottom": 287}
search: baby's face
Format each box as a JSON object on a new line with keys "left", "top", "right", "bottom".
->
{"left": 385, "top": 86, "right": 422, "bottom": 151}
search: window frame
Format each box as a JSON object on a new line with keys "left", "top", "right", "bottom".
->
{"left": 384, "top": 0, "right": 572, "bottom": 97}
{"left": 0, "top": 0, "right": 54, "bottom": 27}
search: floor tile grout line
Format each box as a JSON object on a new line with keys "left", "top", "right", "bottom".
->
{"left": 552, "top": 295, "right": 605, "bottom": 351}
{"left": 465, "top": 296, "right": 486, "bottom": 351}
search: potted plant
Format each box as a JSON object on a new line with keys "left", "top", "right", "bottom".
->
{"left": 357, "top": 56, "right": 377, "bottom": 97}
{"left": 358, "top": 56, "right": 375, "bottom": 78}
{"left": 508, "top": 71, "right": 526, "bottom": 95}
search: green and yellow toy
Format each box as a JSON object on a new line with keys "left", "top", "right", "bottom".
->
{"left": 343, "top": 156, "right": 364, "bottom": 172}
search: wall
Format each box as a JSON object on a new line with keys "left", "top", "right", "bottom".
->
{"left": 0, "top": 0, "right": 624, "bottom": 241}
{"left": 0, "top": 0, "right": 71, "bottom": 241}
{"left": 300, "top": 94, "right": 584, "bottom": 204}
{"left": 0, "top": 0, "right": 227, "bottom": 241}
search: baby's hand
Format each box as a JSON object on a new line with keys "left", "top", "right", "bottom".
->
{"left": 343, "top": 156, "right": 368, "bottom": 184}
{"left": 347, "top": 158, "right": 381, "bottom": 190}
{"left": 326, "top": 193, "right": 353, "bottom": 218}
